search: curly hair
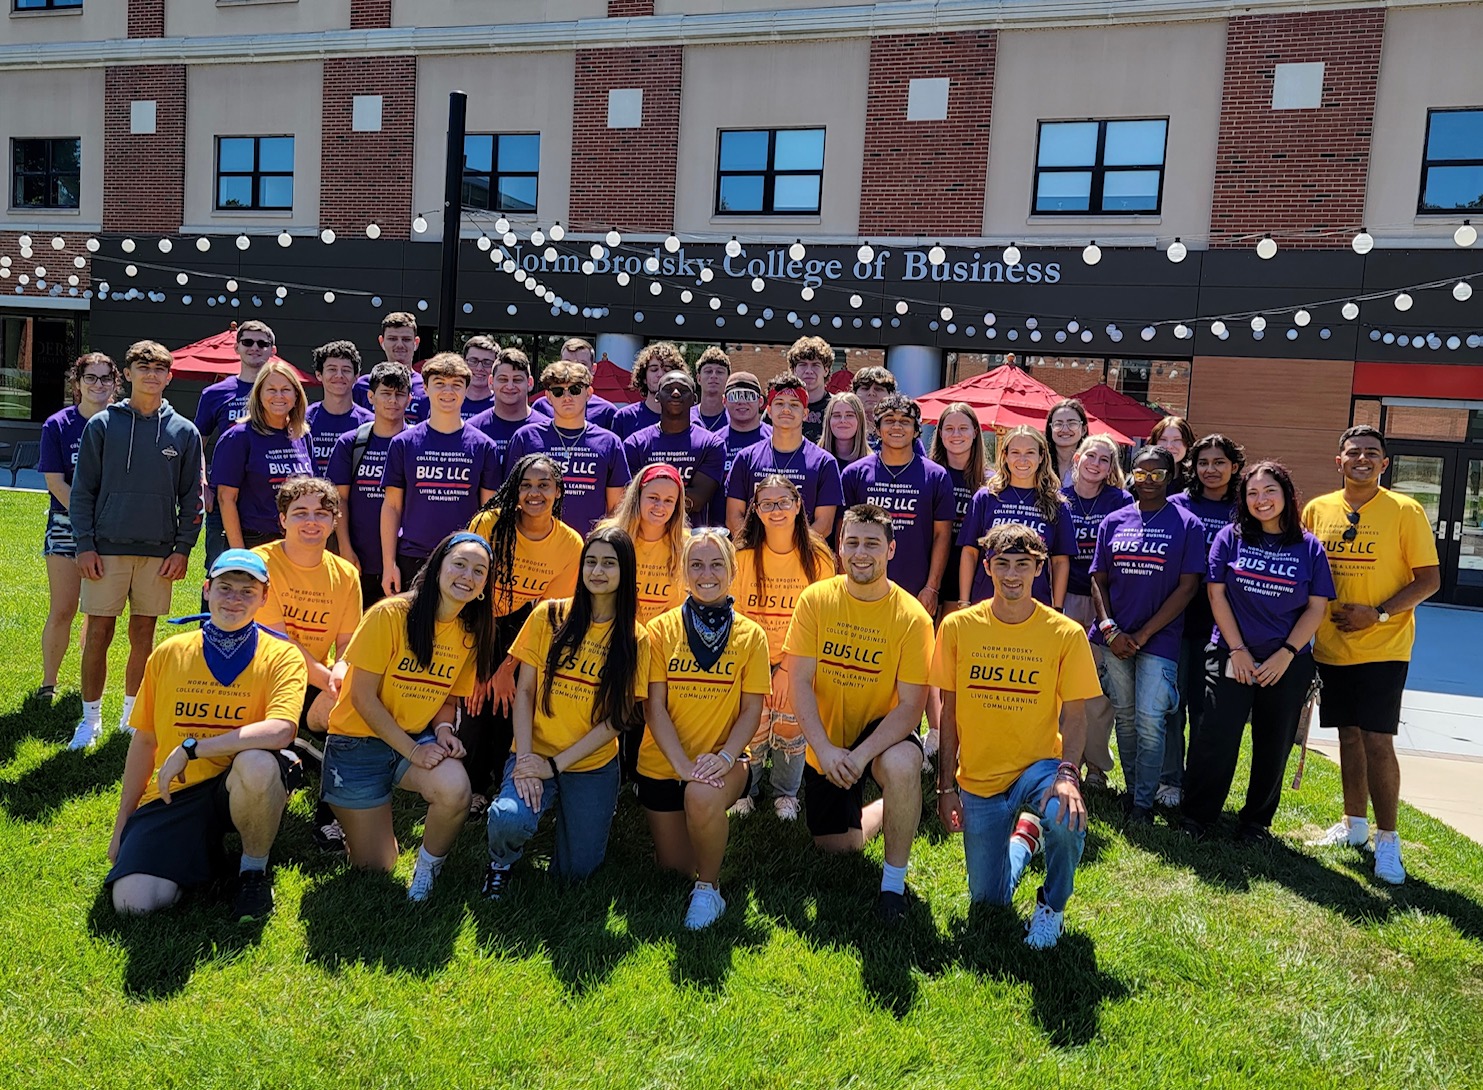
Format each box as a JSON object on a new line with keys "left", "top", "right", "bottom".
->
{"left": 988, "top": 425, "right": 1066, "bottom": 523}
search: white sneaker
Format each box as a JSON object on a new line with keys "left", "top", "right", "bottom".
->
{"left": 1374, "top": 832, "right": 1406, "bottom": 885}
{"left": 1306, "top": 820, "right": 1369, "bottom": 849}
{"left": 773, "top": 795, "right": 801, "bottom": 822}
{"left": 1024, "top": 894, "right": 1064, "bottom": 950}
{"left": 406, "top": 859, "right": 443, "bottom": 903}
{"left": 118, "top": 720, "right": 136, "bottom": 737}
{"left": 67, "top": 719, "right": 102, "bottom": 751}
{"left": 684, "top": 883, "right": 726, "bottom": 930}
{"left": 727, "top": 796, "right": 755, "bottom": 818}
{"left": 922, "top": 728, "right": 940, "bottom": 760}
{"left": 1155, "top": 784, "right": 1182, "bottom": 807}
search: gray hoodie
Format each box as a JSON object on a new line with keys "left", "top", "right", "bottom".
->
{"left": 70, "top": 398, "right": 205, "bottom": 558}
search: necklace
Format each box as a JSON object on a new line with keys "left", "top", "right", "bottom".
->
{"left": 880, "top": 452, "right": 917, "bottom": 482}
{"left": 551, "top": 421, "right": 587, "bottom": 467}
{"left": 771, "top": 441, "right": 804, "bottom": 476}
{"left": 1070, "top": 484, "right": 1104, "bottom": 518}
{"left": 1138, "top": 502, "right": 1169, "bottom": 526}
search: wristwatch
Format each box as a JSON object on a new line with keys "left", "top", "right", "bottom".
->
{"left": 1376, "top": 607, "right": 1391, "bottom": 623}
{"left": 182, "top": 737, "right": 199, "bottom": 761}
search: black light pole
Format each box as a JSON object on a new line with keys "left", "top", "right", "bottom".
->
{"left": 438, "top": 90, "right": 468, "bottom": 352}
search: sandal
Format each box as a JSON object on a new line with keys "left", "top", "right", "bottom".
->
{"left": 468, "top": 793, "right": 491, "bottom": 820}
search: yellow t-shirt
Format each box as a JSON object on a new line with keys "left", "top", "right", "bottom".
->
{"left": 252, "top": 541, "right": 362, "bottom": 667}
{"left": 130, "top": 629, "right": 307, "bottom": 807}
{"left": 929, "top": 600, "right": 1102, "bottom": 797}
{"left": 732, "top": 543, "right": 836, "bottom": 664}
{"left": 511, "top": 599, "right": 651, "bottom": 772}
{"left": 637, "top": 605, "right": 772, "bottom": 780}
{"left": 327, "top": 596, "right": 478, "bottom": 737}
{"left": 781, "top": 575, "right": 934, "bottom": 770}
{"left": 1301, "top": 488, "right": 1439, "bottom": 665}
{"left": 466, "top": 510, "right": 584, "bottom": 618}
{"left": 635, "top": 535, "right": 684, "bottom": 625}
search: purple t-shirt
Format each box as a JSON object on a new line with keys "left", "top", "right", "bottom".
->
{"left": 305, "top": 401, "right": 373, "bottom": 477}
{"left": 194, "top": 376, "right": 253, "bottom": 447}
{"left": 842, "top": 454, "right": 955, "bottom": 595}
{"left": 353, "top": 371, "right": 427, "bottom": 425}
{"left": 327, "top": 427, "right": 397, "bottom": 572}
{"left": 211, "top": 423, "right": 314, "bottom": 537}
{"left": 383, "top": 423, "right": 501, "bottom": 558}
{"left": 610, "top": 401, "right": 705, "bottom": 439}
{"left": 622, "top": 423, "right": 727, "bottom": 524}
{"left": 1061, "top": 485, "right": 1134, "bottom": 597}
{"left": 531, "top": 394, "right": 618, "bottom": 432}
{"left": 505, "top": 419, "right": 632, "bottom": 534}
{"left": 1090, "top": 502, "right": 1208, "bottom": 661}
{"left": 38, "top": 405, "right": 89, "bottom": 514}
{"left": 1208, "top": 525, "right": 1336, "bottom": 659}
{"left": 726, "top": 439, "right": 844, "bottom": 523}
{"left": 939, "top": 464, "right": 979, "bottom": 601}
{"left": 468, "top": 407, "right": 538, "bottom": 470}
{"left": 1171, "top": 491, "right": 1237, "bottom": 645}
{"left": 708, "top": 423, "right": 771, "bottom": 526}
{"left": 958, "top": 485, "right": 1077, "bottom": 605}
{"left": 695, "top": 407, "right": 729, "bottom": 433}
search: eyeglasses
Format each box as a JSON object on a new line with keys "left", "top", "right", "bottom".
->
{"left": 546, "top": 383, "right": 588, "bottom": 398}
{"left": 79, "top": 374, "right": 115, "bottom": 386}
{"left": 1342, "top": 509, "right": 1360, "bottom": 541}
{"left": 238, "top": 337, "right": 273, "bottom": 349}
{"left": 755, "top": 498, "right": 797, "bottom": 513}
{"left": 1131, "top": 468, "right": 1169, "bottom": 484}
{"left": 725, "top": 389, "right": 760, "bottom": 403}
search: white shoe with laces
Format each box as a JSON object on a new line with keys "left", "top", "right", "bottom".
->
{"left": 684, "top": 883, "right": 726, "bottom": 930}
{"left": 1307, "top": 820, "right": 1370, "bottom": 849}
{"left": 67, "top": 719, "right": 102, "bottom": 751}
{"left": 406, "top": 858, "right": 443, "bottom": 903}
{"left": 1373, "top": 832, "right": 1406, "bottom": 885}
{"left": 1023, "top": 893, "right": 1064, "bottom": 950}
{"left": 1155, "top": 784, "right": 1182, "bottom": 807}
{"left": 728, "top": 796, "right": 755, "bottom": 818}
{"left": 773, "top": 795, "right": 801, "bottom": 822}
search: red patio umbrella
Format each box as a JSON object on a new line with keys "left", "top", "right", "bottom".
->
{"left": 1071, "top": 382, "right": 1163, "bottom": 444}
{"left": 169, "top": 329, "right": 317, "bottom": 385}
{"left": 917, "top": 364, "right": 1066, "bottom": 429}
{"left": 590, "top": 355, "right": 641, "bottom": 404}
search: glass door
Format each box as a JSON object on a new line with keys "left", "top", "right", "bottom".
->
{"left": 1452, "top": 456, "right": 1483, "bottom": 607}
{"left": 1384, "top": 444, "right": 1466, "bottom": 605}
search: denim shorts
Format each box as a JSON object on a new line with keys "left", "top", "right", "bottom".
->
{"left": 43, "top": 509, "right": 75, "bottom": 558}
{"left": 322, "top": 728, "right": 436, "bottom": 809}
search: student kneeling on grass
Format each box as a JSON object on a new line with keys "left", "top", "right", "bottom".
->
{"left": 322, "top": 532, "right": 499, "bottom": 902}
{"left": 932, "top": 524, "right": 1102, "bottom": 950}
{"left": 106, "top": 549, "right": 307, "bottom": 923}
{"left": 481, "top": 526, "right": 649, "bottom": 899}
{"left": 638, "top": 529, "right": 771, "bottom": 930}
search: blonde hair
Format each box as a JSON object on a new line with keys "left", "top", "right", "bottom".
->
{"left": 597, "top": 469, "right": 689, "bottom": 576}
{"left": 1074, "top": 433, "right": 1127, "bottom": 490}
{"left": 247, "top": 359, "right": 308, "bottom": 439}
{"left": 817, "top": 392, "right": 869, "bottom": 463}
{"left": 681, "top": 529, "right": 738, "bottom": 589}
{"left": 988, "top": 424, "right": 1065, "bottom": 523}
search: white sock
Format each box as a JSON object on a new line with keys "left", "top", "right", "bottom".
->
{"left": 81, "top": 699, "right": 102, "bottom": 726}
{"left": 1346, "top": 816, "right": 1370, "bottom": 844}
{"left": 240, "top": 852, "right": 269, "bottom": 874}
{"left": 119, "top": 694, "right": 136, "bottom": 727}
{"left": 694, "top": 880, "right": 717, "bottom": 893}
{"left": 417, "top": 845, "right": 446, "bottom": 874}
{"left": 880, "top": 862, "right": 907, "bottom": 895}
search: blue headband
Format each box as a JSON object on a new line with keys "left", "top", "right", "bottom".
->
{"left": 447, "top": 531, "right": 494, "bottom": 555}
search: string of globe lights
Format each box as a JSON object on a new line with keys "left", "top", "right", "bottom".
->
{"left": 4, "top": 214, "right": 1478, "bottom": 349}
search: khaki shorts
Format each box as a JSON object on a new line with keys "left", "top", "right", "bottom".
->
{"left": 79, "top": 555, "right": 174, "bottom": 618}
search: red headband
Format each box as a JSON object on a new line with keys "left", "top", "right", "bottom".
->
{"left": 766, "top": 387, "right": 805, "bottom": 410}
{"left": 638, "top": 462, "right": 684, "bottom": 492}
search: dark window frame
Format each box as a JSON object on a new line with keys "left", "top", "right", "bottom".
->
{"left": 214, "top": 135, "right": 295, "bottom": 211}
{"left": 10, "top": 137, "right": 81, "bottom": 211}
{"left": 461, "top": 133, "right": 541, "bottom": 214}
{"left": 12, "top": 0, "right": 83, "bottom": 10}
{"left": 1417, "top": 107, "right": 1483, "bottom": 216}
{"left": 714, "top": 127, "right": 826, "bottom": 217}
{"left": 1032, "top": 118, "right": 1168, "bottom": 217}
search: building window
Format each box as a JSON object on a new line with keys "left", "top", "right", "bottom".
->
{"left": 1033, "top": 119, "right": 1167, "bottom": 215}
{"left": 715, "top": 128, "right": 825, "bottom": 216}
{"left": 13, "top": 0, "right": 83, "bottom": 10}
{"left": 11, "top": 138, "right": 81, "bottom": 210}
{"left": 462, "top": 134, "right": 539, "bottom": 213}
{"left": 1419, "top": 108, "right": 1483, "bottom": 214}
{"left": 215, "top": 136, "right": 294, "bottom": 211}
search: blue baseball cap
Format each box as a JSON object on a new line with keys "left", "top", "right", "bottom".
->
{"left": 208, "top": 548, "right": 269, "bottom": 583}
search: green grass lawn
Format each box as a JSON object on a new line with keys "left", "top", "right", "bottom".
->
{"left": 1, "top": 488, "right": 1481, "bottom": 1089}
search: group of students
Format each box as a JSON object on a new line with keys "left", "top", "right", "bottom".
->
{"left": 37, "top": 318, "right": 1439, "bottom": 945}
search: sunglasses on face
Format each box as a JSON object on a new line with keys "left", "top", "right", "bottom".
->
{"left": 1131, "top": 468, "right": 1169, "bottom": 484}
{"left": 238, "top": 337, "right": 273, "bottom": 349}
{"left": 547, "top": 383, "right": 588, "bottom": 398}
{"left": 725, "top": 389, "right": 760, "bottom": 403}
{"left": 1342, "top": 509, "right": 1360, "bottom": 541}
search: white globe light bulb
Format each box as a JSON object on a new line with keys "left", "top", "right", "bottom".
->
{"left": 275, "top": 286, "right": 288, "bottom": 299}
{"left": 1352, "top": 231, "right": 1374, "bottom": 255}
{"left": 856, "top": 243, "right": 874, "bottom": 263}
{"left": 664, "top": 234, "right": 680, "bottom": 253}
{"left": 709, "top": 297, "right": 721, "bottom": 311}
{"left": 495, "top": 217, "right": 511, "bottom": 234}
{"left": 320, "top": 229, "right": 336, "bottom": 245}
{"left": 1294, "top": 309, "right": 1311, "bottom": 327}
{"left": 605, "top": 230, "right": 622, "bottom": 248}
{"left": 1455, "top": 221, "right": 1477, "bottom": 247}
{"left": 1002, "top": 244, "right": 1021, "bottom": 266}
{"left": 752, "top": 277, "right": 766, "bottom": 292}
{"left": 590, "top": 243, "right": 604, "bottom": 260}
{"left": 226, "top": 279, "right": 238, "bottom": 292}
{"left": 1082, "top": 242, "right": 1102, "bottom": 266}
{"left": 549, "top": 222, "right": 565, "bottom": 241}
{"left": 616, "top": 271, "right": 630, "bottom": 286}
{"left": 789, "top": 240, "right": 806, "bottom": 261}
{"left": 324, "top": 291, "right": 336, "bottom": 303}
{"left": 365, "top": 223, "right": 381, "bottom": 239}
{"left": 1174, "top": 323, "right": 1190, "bottom": 339}
{"left": 725, "top": 237, "right": 742, "bottom": 258}
{"left": 1256, "top": 236, "right": 1277, "bottom": 259}
{"left": 530, "top": 229, "right": 545, "bottom": 246}
{"left": 277, "top": 231, "right": 292, "bottom": 247}
{"left": 1167, "top": 239, "right": 1187, "bottom": 263}
{"left": 928, "top": 245, "right": 946, "bottom": 266}
{"left": 895, "top": 301, "right": 908, "bottom": 315}
{"left": 1342, "top": 301, "right": 1360, "bottom": 321}
{"left": 1454, "top": 281, "right": 1474, "bottom": 302}
{"left": 1395, "top": 293, "right": 1413, "bottom": 311}
{"left": 121, "top": 238, "right": 136, "bottom": 253}
{"left": 849, "top": 294, "right": 863, "bottom": 308}
{"left": 412, "top": 216, "right": 428, "bottom": 234}
{"left": 544, "top": 247, "right": 558, "bottom": 262}
{"left": 644, "top": 256, "right": 660, "bottom": 273}
{"left": 1211, "top": 320, "right": 1227, "bottom": 337}
{"left": 1250, "top": 315, "right": 1266, "bottom": 332}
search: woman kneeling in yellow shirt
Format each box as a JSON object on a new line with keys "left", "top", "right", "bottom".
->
{"left": 481, "top": 525, "right": 649, "bottom": 898}
{"left": 323, "top": 531, "right": 500, "bottom": 902}
{"left": 639, "top": 529, "right": 771, "bottom": 930}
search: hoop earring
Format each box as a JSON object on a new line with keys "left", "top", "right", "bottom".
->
{"left": 476, "top": 590, "right": 486, "bottom": 600}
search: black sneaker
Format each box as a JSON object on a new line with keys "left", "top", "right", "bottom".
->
{"left": 311, "top": 817, "right": 347, "bottom": 854}
{"left": 875, "top": 889, "right": 907, "bottom": 925}
{"left": 1127, "top": 806, "right": 1155, "bottom": 826}
{"left": 481, "top": 863, "right": 511, "bottom": 901}
{"left": 1235, "top": 823, "right": 1274, "bottom": 847}
{"left": 233, "top": 870, "right": 274, "bottom": 922}
{"left": 1179, "top": 818, "right": 1207, "bottom": 841}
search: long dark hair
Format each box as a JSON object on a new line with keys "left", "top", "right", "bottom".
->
{"left": 474, "top": 453, "right": 565, "bottom": 613}
{"left": 1045, "top": 398, "right": 1089, "bottom": 479}
{"left": 404, "top": 532, "right": 499, "bottom": 682}
{"left": 542, "top": 526, "right": 644, "bottom": 732}
{"left": 1186, "top": 433, "right": 1246, "bottom": 505}
{"left": 1237, "top": 460, "right": 1304, "bottom": 546}
{"left": 737, "top": 474, "right": 833, "bottom": 602}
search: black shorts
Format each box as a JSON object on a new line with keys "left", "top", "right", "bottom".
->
{"left": 636, "top": 763, "right": 753, "bottom": 813}
{"left": 1316, "top": 660, "right": 1409, "bottom": 735}
{"left": 105, "top": 750, "right": 302, "bottom": 889}
{"left": 359, "top": 570, "right": 384, "bottom": 611}
{"left": 802, "top": 718, "right": 923, "bottom": 837}
{"left": 298, "top": 684, "right": 325, "bottom": 734}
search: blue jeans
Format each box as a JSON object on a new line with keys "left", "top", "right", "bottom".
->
{"left": 960, "top": 758, "right": 1085, "bottom": 911}
{"left": 747, "top": 735, "right": 806, "bottom": 800}
{"left": 1098, "top": 650, "right": 1179, "bottom": 810}
{"left": 485, "top": 754, "right": 620, "bottom": 881}
{"left": 1160, "top": 635, "right": 1205, "bottom": 789}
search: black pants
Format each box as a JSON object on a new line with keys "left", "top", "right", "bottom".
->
{"left": 1183, "top": 645, "right": 1317, "bottom": 830}
{"left": 396, "top": 552, "right": 426, "bottom": 593}
{"left": 460, "top": 604, "right": 531, "bottom": 799}
{"left": 359, "top": 569, "right": 385, "bottom": 611}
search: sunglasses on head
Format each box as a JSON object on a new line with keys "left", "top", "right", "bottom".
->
{"left": 238, "top": 337, "right": 273, "bottom": 349}
{"left": 547, "top": 383, "right": 588, "bottom": 398}
{"left": 1342, "top": 509, "right": 1360, "bottom": 541}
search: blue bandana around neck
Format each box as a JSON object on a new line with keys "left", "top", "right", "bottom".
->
{"left": 169, "top": 615, "right": 285, "bottom": 687}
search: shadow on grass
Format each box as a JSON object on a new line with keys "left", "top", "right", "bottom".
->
{"left": 298, "top": 865, "right": 464, "bottom": 977}
{"left": 0, "top": 688, "right": 83, "bottom": 769}
{"left": 85, "top": 880, "right": 267, "bottom": 1001}
{"left": 0, "top": 725, "right": 128, "bottom": 823}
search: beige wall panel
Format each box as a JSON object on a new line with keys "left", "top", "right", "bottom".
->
{"left": 985, "top": 21, "right": 1225, "bottom": 243}
{"left": 0, "top": 4, "right": 125, "bottom": 45}
{"left": 413, "top": 52, "right": 575, "bottom": 236}
{"left": 165, "top": 0, "right": 353, "bottom": 38}
{"left": 0, "top": 67, "right": 104, "bottom": 228}
{"left": 658, "top": 0, "right": 868, "bottom": 12}
{"left": 1367, "top": 5, "right": 1483, "bottom": 244}
{"left": 391, "top": 0, "right": 605, "bottom": 27}
{"left": 184, "top": 62, "right": 323, "bottom": 230}
{"left": 675, "top": 40, "right": 867, "bottom": 237}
